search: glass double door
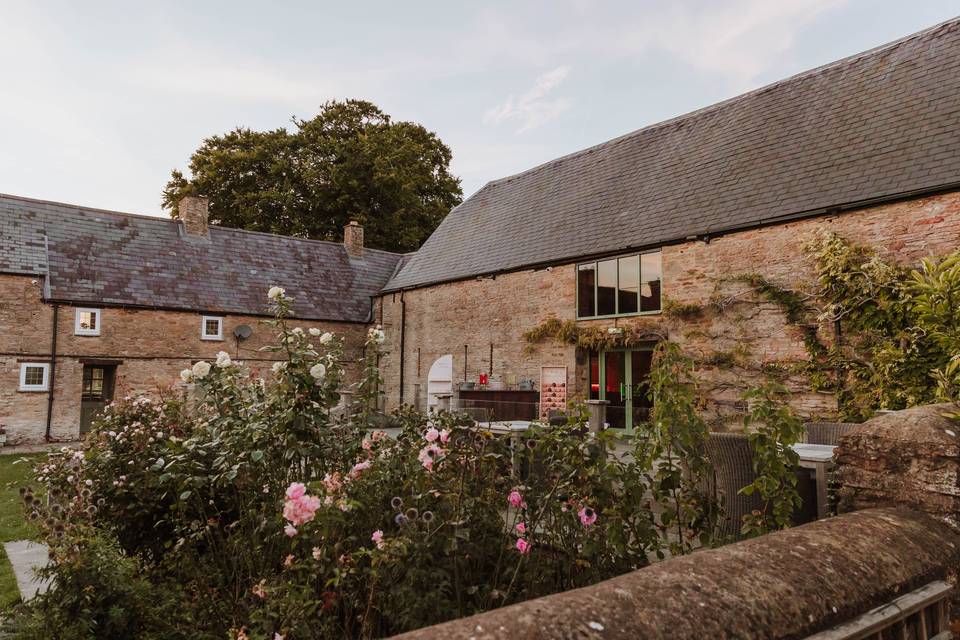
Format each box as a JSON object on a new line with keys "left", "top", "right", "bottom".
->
{"left": 589, "top": 349, "right": 653, "bottom": 431}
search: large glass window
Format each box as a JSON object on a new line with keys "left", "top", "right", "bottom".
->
{"left": 641, "top": 252, "right": 662, "bottom": 312}
{"left": 617, "top": 255, "right": 639, "bottom": 314}
{"left": 577, "top": 264, "right": 596, "bottom": 317}
{"left": 597, "top": 259, "right": 617, "bottom": 316}
{"left": 576, "top": 250, "right": 662, "bottom": 318}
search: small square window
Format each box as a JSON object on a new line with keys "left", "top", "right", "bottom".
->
{"left": 19, "top": 363, "right": 49, "bottom": 391}
{"left": 201, "top": 316, "right": 224, "bottom": 341}
{"left": 75, "top": 308, "right": 101, "bottom": 336}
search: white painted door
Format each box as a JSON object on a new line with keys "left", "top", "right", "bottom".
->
{"left": 426, "top": 354, "right": 453, "bottom": 409}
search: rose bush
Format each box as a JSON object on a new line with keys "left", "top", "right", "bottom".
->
{"left": 7, "top": 289, "right": 727, "bottom": 639}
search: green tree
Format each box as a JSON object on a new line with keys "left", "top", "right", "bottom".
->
{"left": 163, "top": 100, "right": 463, "bottom": 253}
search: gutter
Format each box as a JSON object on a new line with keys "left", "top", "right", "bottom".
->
{"left": 398, "top": 291, "right": 406, "bottom": 405}
{"left": 44, "top": 303, "right": 58, "bottom": 442}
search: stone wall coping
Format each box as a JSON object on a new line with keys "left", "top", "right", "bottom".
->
{"left": 389, "top": 508, "right": 958, "bottom": 640}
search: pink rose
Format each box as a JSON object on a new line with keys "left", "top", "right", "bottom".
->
{"left": 284, "top": 524, "right": 298, "bottom": 537}
{"left": 578, "top": 506, "right": 597, "bottom": 527}
{"left": 371, "top": 529, "right": 385, "bottom": 550}
{"left": 515, "top": 538, "right": 531, "bottom": 555}
{"left": 350, "top": 460, "right": 372, "bottom": 479}
{"left": 508, "top": 490, "right": 526, "bottom": 509}
{"left": 424, "top": 427, "right": 440, "bottom": 442}
{"left": 515, "top": 522, "right": 526, "bottom": 534}
{"left": 285, "top": 482, "right": 306, "bottom": 500}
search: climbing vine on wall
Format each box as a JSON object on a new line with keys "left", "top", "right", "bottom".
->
{"left": 522, "top": 317, "right": 666, "bottom": 354}
{"left": 737, "top": 231, "right": 960, "bottom": 420}
{"left": 522, "top": 230, "right": 960, "bottom": 422}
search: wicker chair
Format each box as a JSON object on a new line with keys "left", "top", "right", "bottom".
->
{"left": 704, "top": 433, "right": 763, "bottom": 541}
{"left": 803, "top": 422, "right": 858, "bottom": 446}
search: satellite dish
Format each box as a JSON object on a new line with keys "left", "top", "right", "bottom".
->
{"left": 233, "top": 324, "right": 253, "bottom": 340}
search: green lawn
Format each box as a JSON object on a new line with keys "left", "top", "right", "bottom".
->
{"left": 0, "top": 453, "right": 43, "bottom": 611}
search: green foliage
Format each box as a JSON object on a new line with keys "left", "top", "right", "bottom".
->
{"left": 933, "top": 355, "right": 960, "bottom": 422}
{"left": 662, "top": 299, "right": 707, "bottom": 321}
{"left": 732, "top": 273, "right": 827, "bottom": 358}
{"left": 522, "top": 316, "right": 666, "bottom": 354}
{"left": 641, "top": 342, "right": 720, "bottom": 553}
{"left": 11, "top": 293, "right": 710, "bottom": 639}
{"left": 163, "top": 99, "right": 463, "bottom": 253}
{"left": 738, "top": 383, "right": 804, "bottom": 537}
{"left": 808, "top": 232, "right": 960, "bottom": 420}
{"left": 4, "top": 534, "right": 185, "bottom": 640}
{"left": 909, "top": 252, "right": 960, "bottom": 355}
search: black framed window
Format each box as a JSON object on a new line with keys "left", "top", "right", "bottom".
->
{"left": 577, "top": 263, "right": 596, "bottom": 317}
{"left": 576, "top": 250, "right": 662, "bottom": 318}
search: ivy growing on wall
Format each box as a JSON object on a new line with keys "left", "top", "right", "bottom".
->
{"left": 522, "top": 317, "right": 666, "bottom": 354}
{"left": 522, "top": 230, "right": 960, "bottom": 422}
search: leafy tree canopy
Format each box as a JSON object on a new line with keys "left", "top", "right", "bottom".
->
{"left": 163, "top": 100, "right": 463, "bottom": 253}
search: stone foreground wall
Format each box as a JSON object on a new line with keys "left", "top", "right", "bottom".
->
{"left": 835, "top": 403, "right": 960, "bottom": 527}
{"left": 390, "top": 508, "right": 958, "bottom": 640}
{"left": 392, "top": 404, "right": 960, "bottom": 639}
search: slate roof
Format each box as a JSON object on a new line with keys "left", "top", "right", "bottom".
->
{"left": 386, "top": 18, "right": 960, "bottom": 291}
{"left": 0, "top": 194, "right": 403, "bottom": 322}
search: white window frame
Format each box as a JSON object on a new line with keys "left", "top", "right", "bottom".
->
{"left": 19, "top": 362, "right": 50, "bottom": 392}
{"left": 74, "top": 308, "right": 101, "bottom": 336}
{"left": 201, "top": 316, "right": 224, "bottom": 341}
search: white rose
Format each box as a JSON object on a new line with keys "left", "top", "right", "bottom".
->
{"left": 215, "top": 351, "right": 232, "bottom": 368}
{"left": 272, "top": 361, "right": 286, "bottom": 374}
{"left": 310, "top": 363, "right": 327, "bottom": 381}
{"left": 267, "top": 286, "right": 286, "bottom": 301}
{"left": 320, "top": 332, "right": 334, "bottom": 345}
{"left": 192, "top": 361, "right": 211, "bottom": 379}
{"left": 179, "top": 369, "right": 193, "bottom": 383}
{"left": 308, "top": 328, "right": 321, "bottom": 337}
{"left": 292, "top": 327, "right": 304, "bottom": 336}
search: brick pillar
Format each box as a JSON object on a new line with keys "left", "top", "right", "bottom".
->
{"left": 180, "top": 196, "right": 209, "bottom": 237}
{"left": 344, "top": 221, "right": 363, "bottom": 258}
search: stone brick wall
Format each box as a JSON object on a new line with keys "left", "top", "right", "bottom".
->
{"left": 835, "top": 403, "right": 960, "bottom": 528}
{"left": 377, "top": 191, "right": 960, "bottom": 424}
{"left": 0, "top": 274, "right": 367, "bottom": 444}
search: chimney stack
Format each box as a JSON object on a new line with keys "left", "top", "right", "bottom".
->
{"left": 180, "top": 196, "right": 209, "bottom": 237}
{"left": 344, "top": 220, "right": 363, "bottom": 258}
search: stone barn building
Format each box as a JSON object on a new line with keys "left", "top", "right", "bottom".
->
{"left": 5, "top": 19, "right": 960, "bottom": 441}
{"left": 0, "top": 194, "right": 403, "bottom": 444}
{"left": 375, "top": 19, "right": 960, "bottom": 430}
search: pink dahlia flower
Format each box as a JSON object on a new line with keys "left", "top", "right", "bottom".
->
{"left": 578, "top": 506, "right": 598, "bottom": 527}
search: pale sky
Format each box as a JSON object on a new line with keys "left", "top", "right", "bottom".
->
{"left": 2, "top": 1, "right": 958, "bottom": 218}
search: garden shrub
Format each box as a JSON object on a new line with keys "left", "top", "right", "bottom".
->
{"left": 8, "top": 288, "right": 700, "bottom": 640}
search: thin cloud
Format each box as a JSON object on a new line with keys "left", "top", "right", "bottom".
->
{"left": 483, "top": 66, "right": 572, "bottom": 133}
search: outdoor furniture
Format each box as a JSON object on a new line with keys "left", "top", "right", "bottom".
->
{"left": 458, "top": 389, "right": 540, "bottom": 421}
{"left": 478, "top": 420, "right": 533, "bottom": 477}
{"left": 704, "top": 433, "right": 762, "bottom": 541}
{"left": 455, "top": 406, "right": 492, "bottom": 422}
{"left": 803, "top": 422, "right": 858, "bottom": 446}
{"left": 791, "top": 443, "right": 836, "bottom": 520}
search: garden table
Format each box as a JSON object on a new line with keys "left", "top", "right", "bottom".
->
{"left": 790, "top": 443, "right": 836, "bottom": 520}
{"left": 478, "top": 420, "right": 533, "bottom": 477}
